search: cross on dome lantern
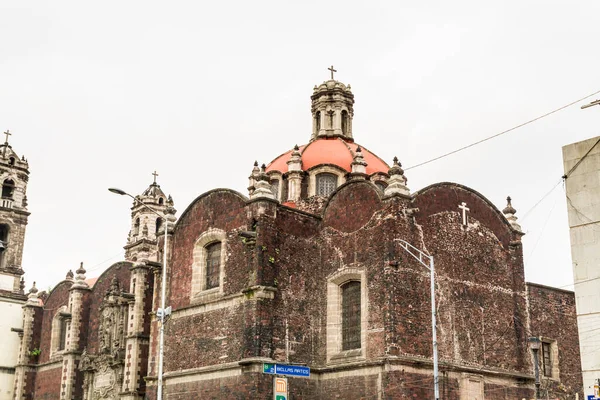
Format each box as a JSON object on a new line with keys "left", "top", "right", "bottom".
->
{"left": 328, "top": 65, "right": 337, "bottom": 80}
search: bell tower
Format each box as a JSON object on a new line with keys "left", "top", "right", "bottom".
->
{"left": 123, "top": 172, "right": 176, "bottom": 262}
{"left": 310, "top": 66, "right": 355, "bottom": 141}
{"left": 0, "top": 130, "right": 29, "bottom": 294}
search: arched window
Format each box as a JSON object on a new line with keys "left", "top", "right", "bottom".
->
{"left": 155, "top": 218, "right": 162, "bottom": 235}
{"left": 341, "top": 110, "right": 348, "bottom": 135}
{"left": 270, "top": 180, "right": 279, "bottom": 200}
{"left": 133, "top": 218, "right": 140, "bottom": 237}
{"left": 205, "top": 242, "right": 222, "bottom": 290}
{"left": 2, "top": 179, "right": 15, "bottom": 199}
{"left": 51, "top": 307, "right": 71, "bottom": 356}
{"left": 159, "top": 197, "right": 164, "bottom": 205}
{"left": 341, "top": 281, "right": 361, "bottom": 351}
{"left": 316, "top": 173, "right": 338, "bottom": 196}
{"left": 9, "top": 157, "right": 15, "bottom": 166}
{"left": 191, "top": 228, "right": 227, "bottom": 299}
{"left": 315, "top": 111, "right": 321, "bottom": 132}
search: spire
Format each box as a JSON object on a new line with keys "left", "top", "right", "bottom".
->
{"left": 248, "top": 161, "right": 261, "bottom": 197}
{"left": 349, "top": 146, "right": 368, "bottom": 180}
{"left": 72, "top": 262, "right": 89, "bottom": 288}
{"left": 311, "top": 67, "right": 355, "bottom": 141}
{"left": 503, "top": 196, "right": 523, "bottom": 232}
{"left": 250, "top": 164, "right": 275, "bottom": 200}
{"left": 286, "top": 145, "right": 302, "bottom": 172}
{"left": 26, "top": 281, "right": 41, "bottom": 305}
{"left": 384, "top": 157, "right": 410, "bottom": 197}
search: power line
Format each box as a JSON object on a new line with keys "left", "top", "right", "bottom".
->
{"left": 405, "top": 88, "right": 600, "bottom": 171}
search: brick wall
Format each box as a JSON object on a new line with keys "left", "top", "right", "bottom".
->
{"left": 528, "top": 282, "right": 583, "bottom": 399}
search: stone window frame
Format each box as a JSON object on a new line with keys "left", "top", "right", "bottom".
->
{"left": 191, "top": 228, "right": 227, "bottom": 302}
{"left": 326, "top": 267, "right": 368, "bottom": 363}
{"left": 540, "top": 337, "right": 560, "bottom": 380}
{"left": 50, "top": 305, "right": 70, "bottom": 358}
{"left": 308, "top": 165, "right": 345, "bottom": 197}
{"left": 268, "top": 171, "right": 283, "bottom": 202}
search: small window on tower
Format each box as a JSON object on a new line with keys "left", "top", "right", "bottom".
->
{"left": 341, "top": 110, "right": 348, "bottom": 135}
{"left": 2, "top": 179, "right": 15, "bottom": 199}
{"left": 9, "top": 157, "right": 15, "bottom": 166}
{"left": 133, "top": 218, "right": 140, "bottom": 237}
{"left": 316, "top": 173, "right": 338, "bottom": 196}
{"left": 315, "top": 111, "right": 321, "bottom": 132}
{"left": 159, "top": 197, "right": 164, "bottom": 205}
{"left": 155, "top": 218, "right": 162, "bottom": 235}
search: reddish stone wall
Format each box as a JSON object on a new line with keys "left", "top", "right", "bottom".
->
{"left": 528, "top": 283, "right": 583, "bottom": 398}
{"left": 85, "top": 261, "right": 132, "bottom": 353}
{"left": 37, "top": 280, "right": 72, "bottom": 364}
{"left": 163, "top": 372, "right": 271, "bottom": 400}
{"left": 169, "top": 190, "right": 248, "bottom": 309}
{"left": 32, "top": 366, "right": 61, "bottom": 400}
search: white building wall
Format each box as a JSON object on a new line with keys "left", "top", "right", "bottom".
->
{"left": 0, "top": 297, "right": 24, "bottom": 400}
{"left": 563, "top": 136, "right": 600, "bottom": 398}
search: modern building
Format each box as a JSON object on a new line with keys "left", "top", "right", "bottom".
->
{"left": 14, "top": 75, "right": 583, "bottom": 399}
{"left": 563, "top": 136, "right": 600, "bottom": 398}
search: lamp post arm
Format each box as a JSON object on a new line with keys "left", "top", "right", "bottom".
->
{"left": 395, "top": 238, "right": 439, "bottom": 400}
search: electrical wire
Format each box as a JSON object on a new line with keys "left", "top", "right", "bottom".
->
{"left": 405, "top": 88, "right": 600, "bottom": 171}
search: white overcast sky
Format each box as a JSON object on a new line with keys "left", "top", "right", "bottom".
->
{"left": 1, "top": 1, "right": 599, "bottom": 291}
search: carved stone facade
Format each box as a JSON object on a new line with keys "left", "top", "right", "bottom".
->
{"left": 15, "top": 76, "right": 584, "bottom": 399}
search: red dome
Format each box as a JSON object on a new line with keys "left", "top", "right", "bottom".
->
{"left": 266, "top": 138, "right": 389, "bottom": 175}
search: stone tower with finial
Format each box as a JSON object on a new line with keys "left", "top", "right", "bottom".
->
{"left": 0, "top": 129, "right": 30, "bottom": 294}
{"left": 0, "top": 129, "right": 30, "bottom": 400}
{"left": 311, "top": 65, "right": 355, "bottom": 141}
{"left": 124, "top": 172, "right": 176, "bottom": 262}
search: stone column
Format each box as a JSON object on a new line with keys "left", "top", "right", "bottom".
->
{"left": 286, "top": 145, "right": 303, "bottom": 203}
{"left": 121, "top": 262, "right": 152, "bottom": 400}
{"left": 61, "top": 263, "right": 90, "bottom": 400}
{"left": 13, "top": 284, "right": 42, "bottom": 400}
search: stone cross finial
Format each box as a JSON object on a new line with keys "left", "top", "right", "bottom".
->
{"left": 152, "top": 170, "right": 159, "bottom": 184}
{"left": 459, "top": 202, "right": 470, "bottom": 225}
{"left": 3, "top": 129, "right": 11, "bottom": 144}
{"left": 66, "top": 269, "right": 74, "bottom": 281}
{"left": 328, "top": 65, "right": 337, "bottom": 80}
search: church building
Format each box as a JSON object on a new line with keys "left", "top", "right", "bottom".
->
{"left": 13, "top": 73, "right": 583, "bottom": 399}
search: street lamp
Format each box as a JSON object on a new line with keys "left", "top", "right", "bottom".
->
{"left": 109, "top": 187, "right": 171, "bottom": 400}
{"left": 529, "top": 336, "right": 542, "bottom": 399}
{"left": 395, "top": 239, "right": 439, "bottom": 400}
{"left": 581, "top": 99, "right": 600, "bottom": 109}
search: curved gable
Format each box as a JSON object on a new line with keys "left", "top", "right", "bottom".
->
{"left": 175, "top": 189, "right": 248, "bottom": 230}
{"left": 85, "top": 261, "right": 132, "bottom": 354}
{"left": 323, "top": 180, "right": 383, "bottom": 233}
{"left": 412, "top": 182, "right": 514, "bottom": 247}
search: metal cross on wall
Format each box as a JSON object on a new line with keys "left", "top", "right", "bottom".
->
{"left": 152, "top": 170, "right": 159, "bottom": 184}
{"left": 328, "top": 65, "right": 337, "bottom": 80}
{"left": 458, "top": 202, "right": 470, "bottom": 225}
